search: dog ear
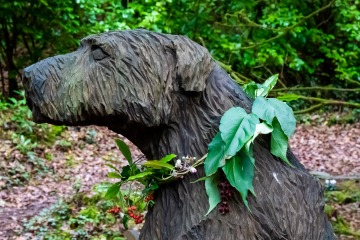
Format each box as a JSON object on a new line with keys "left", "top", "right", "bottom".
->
{"left": 171, "top": 36, "right": 214, "bottom": 92}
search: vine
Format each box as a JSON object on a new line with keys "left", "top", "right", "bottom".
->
{"left": 103, "top": 74, "right": 296, "bottom": 227}
{"left": 102, "top": 140, "right": 207, "bottom": 228}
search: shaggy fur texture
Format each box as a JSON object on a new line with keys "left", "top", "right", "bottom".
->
{"left": 23, "top": 30, "right": 335, "bottom": 240}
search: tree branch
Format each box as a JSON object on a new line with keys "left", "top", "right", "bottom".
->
{"left": 293, "top": 103, "right": 325, "bottom": 115}
{"left": 345, "top": 78, "right": 360, "bottom": 86}
{"left": 297, "top": 96, "right": 360, "bottom": 109}
{"left": 273, "top": 86, "right": 360, "bottom": 92}
{"left": 216, "top": 60, "right": 250, "bottom": 84}
{"left": 240, "top": 0, "right": 336, "bottom": 50}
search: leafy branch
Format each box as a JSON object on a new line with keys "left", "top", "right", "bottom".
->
{"left": 204, "top": 75, "right": 296, "bottom": 212}
{"left": 102, "top": 139, "right": 208, "bottom": 228}
{"left": 239, "top": 0, "right": 336, "bottom": 50}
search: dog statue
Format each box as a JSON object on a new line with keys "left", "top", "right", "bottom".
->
{"left": 23, "top": 30, "right": 334, "bottom": 240}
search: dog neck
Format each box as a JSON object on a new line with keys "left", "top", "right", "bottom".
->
{"left": 133, "top": 64, "right": 252, "bottom": 160}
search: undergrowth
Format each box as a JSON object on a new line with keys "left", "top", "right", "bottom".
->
{"left": 0, "top": 91, "right": 67, "bottom": 189}
{"left": 22, "top": 187, "right": 126, "bottom": 240}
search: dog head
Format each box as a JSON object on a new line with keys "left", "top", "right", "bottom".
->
{"left": 22, "top": 30, "right": 214, "bottom": 128}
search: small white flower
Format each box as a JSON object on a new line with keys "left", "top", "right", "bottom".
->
{"left": 189, "top": 166, "right": 197, "bottom": 173}
{"left": 182, "top": 156, "right": 186, "bottom": 160}
{"left": 175, "top": 159, "right": 182, "bottom": 169}
{"left": 329, "top": 179, "right": 336, "bottom": 185}
{"left": 325, "top": 179, "right": 330, "bottom": 184}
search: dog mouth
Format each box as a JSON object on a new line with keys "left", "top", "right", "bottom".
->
{"left": 25, "top": 96, "right": 60, "bottom": 125}
{"left": 26, "top": 96, "right": 94, "bottom": 127}
{"left": 26, "top": 98, "right": 48, "bottom": 124}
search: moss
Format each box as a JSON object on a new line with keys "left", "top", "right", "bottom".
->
{"left": 324, "top": 180, "right": 360, "bottom": 238}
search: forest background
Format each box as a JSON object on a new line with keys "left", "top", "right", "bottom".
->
{"left": 0, "top": 0, "right": 359, "bottom": 239}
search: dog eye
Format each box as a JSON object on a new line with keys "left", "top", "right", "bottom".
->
{"left": 91, "top": 45, "right": 109, "bottom": 61}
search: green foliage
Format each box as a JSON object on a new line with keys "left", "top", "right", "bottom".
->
{"left": 115, "top": 138, "right": 133, "bottom": 165}
{"left": 204, "top": 75, "right": 295, "bottom": 212}
{"left": 100, "top": 139, "right": 207, "bottom": 228}
{"left": 220, "top": 108, "right": 259, "bottom": 158}
{"left": 243, "top": 74, "right": 279, "bottom": 98}
{"left": 0, "top": 91, "right": 66, "bottom": 189}
{"left": 204, "top": 133, "right": 226, "bottom": 176}
{"left": 204, "top": 173, "right": 221, "bottom": 215}
{"left": 0, "top": 91, "right": 66, "bottom": 145}
{"left": 222, "top": 149, "right": 255, "bottom": 209}
{"left": 101, "top": 139, "right": 177, "bottom": 228}
{"left": 270, "top": 119, "right": 291, "bottom": 165}
{"left": 252, "top": 97, "right": 296, "bottom": 137}
{"left": 23, "top": 194, "right": 126, "bottom": 239}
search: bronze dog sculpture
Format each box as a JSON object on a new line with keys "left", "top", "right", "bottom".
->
{"left": 23, "top": 30, "right": 334, "bottom": 240}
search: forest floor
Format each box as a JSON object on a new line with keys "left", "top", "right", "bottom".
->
{"left": 0, "top": 122, "right": 359, "bottom": 239}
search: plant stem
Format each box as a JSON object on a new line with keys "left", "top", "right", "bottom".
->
{"left": 273, "top": 86, "right": 360, "bottom": 92}
{"left": 159, "top": 154, "right": 208, "bottom": 183}
{"left": 293, "top": 103, "right": 324, "bottom": 115}
{"left": 216, "top": 61, "right": 251, "bottom": 84}
{"left": 345, "top": 78, "right": 360, "bottom": 86}
{"left": 298, "top": 96, "right": 360, "bottom": 108}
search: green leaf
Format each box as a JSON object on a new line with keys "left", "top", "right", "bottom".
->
{"left": 105, "top": 164, "right": 120, "bottom": 173}
{"left": 222, "top": 148, "right": 255, "bottom": 210}
{"left": 243, "top": 81, "right": 258, "bottom": 99}
{"left": 120, "top": 165, "right": 139, "bottom": 180}
{"left": 276, "top": 94, "right": 300, "bottom": 102}
{"left": 105, "top": 182, "right": 121, "bottom": 200}
{"left": 117, "top": 188, "right": 126, "bottom": 210}
{"left": 219, "top": 107, "right": 259, "bottom": 158}
{"left": 204, "top": 132, "right": 226, "bottom": 176}
{"left": 39, "top": 0, "right": 49, "bottom": 6}
{"left": 143, "top": 160, "right": 174, "bottom": 170}
{"left": 205, "top": 172, "right": 221, "bottom": 215}
{"left": 121, "top": 165, "right": 132, "bottom": 180}
{"left": 108, "top": 172, "right": 122, "bottom": 179}
{"left": 159, "top": 154, "right": 177, "bottom": 163}
{"left": 122, "top": 214, "right": 129, "bottom": 230}
{"left": 142, "top": 182, "right": 159, "bottom": 194}
{"left": 127, "top": 171, "right": 154, "bottom": 181}
{"left": 252, "top": 96, "right": 296, "bottom": 137}
{"left": 254, "top": 122, "right": 273, "bottom": 136}
{"left": 115, "top": 138, "right": 133, "bottom": 165}
{"left": 255, "top": 74, "right": 278, "bottom": 97}
{"left": 191, "top": 176, "right": 207, "bottom": 183}
{"left": 93, "top": 182, "right": 113, "bottom": 194}
{"left": 270, "top": 119, "right": 292, "bottom": 166}
{"left": 245, "top": 122, "right": 273, "bottom": 151}
{"left": 242, "top": 75, "right": 278, "bottom": 98}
